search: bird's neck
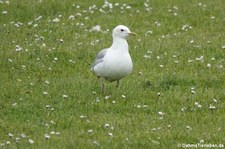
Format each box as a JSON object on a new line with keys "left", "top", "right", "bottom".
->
{"left": 111, "top": 38, "right": 128, "bottom": 51}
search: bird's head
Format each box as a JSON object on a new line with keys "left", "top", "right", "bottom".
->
{"left": 112, "top": 25, "right": 136, "bottom": 39}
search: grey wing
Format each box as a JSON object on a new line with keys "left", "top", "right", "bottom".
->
{"left": 91, "top": 48, "right": 108, "bottom": 70}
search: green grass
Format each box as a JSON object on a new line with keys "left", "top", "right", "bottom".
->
{"left": 0, "top": 0, "right": 225, "bottom": 148}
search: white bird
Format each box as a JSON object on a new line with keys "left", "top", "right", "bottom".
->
{"left": 91, "top": 25, "right": 136, "bottom": 93}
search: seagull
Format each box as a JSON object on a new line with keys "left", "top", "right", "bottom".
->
{"left": 91, "top": 25, "right": 136, "bottom": 93}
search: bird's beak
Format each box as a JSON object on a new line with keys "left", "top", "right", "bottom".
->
{"left": 129, "top": 32, "right": 137, "bottom": 36}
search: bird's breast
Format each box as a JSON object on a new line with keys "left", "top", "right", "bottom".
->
{"left": 101, "top": 51, "right": 133, "bottom": 80}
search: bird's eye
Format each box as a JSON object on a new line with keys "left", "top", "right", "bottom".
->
{"left": 120, "top": 29, "right": 124, "bottom": 32}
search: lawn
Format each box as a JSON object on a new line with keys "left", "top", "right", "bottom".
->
{"left": 0, "top": 0, "right": 225, "bottom": 148}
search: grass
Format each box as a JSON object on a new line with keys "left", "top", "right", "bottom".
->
{"left": 0, "top": 0, "right": 225, "bottom": 148}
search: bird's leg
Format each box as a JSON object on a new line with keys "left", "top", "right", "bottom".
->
{"left": 100, "top": 78, "right": 105, "bottom": 94}
{"left": 116, "top": 80, "right": 120, "bottom": 88}
{"left": 112, "top": 80, "right": 121, "bottom": 98}
{"left": 101, "top": 82, "right": 105, "bottom": 94}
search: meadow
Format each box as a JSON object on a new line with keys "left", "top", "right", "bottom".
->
{"left": 0, "top": 0, "right": 225, "bottom": 148}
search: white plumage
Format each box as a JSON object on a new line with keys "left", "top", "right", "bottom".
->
{"left": 91, "top": 25, "right": 136, "bottom": 92}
